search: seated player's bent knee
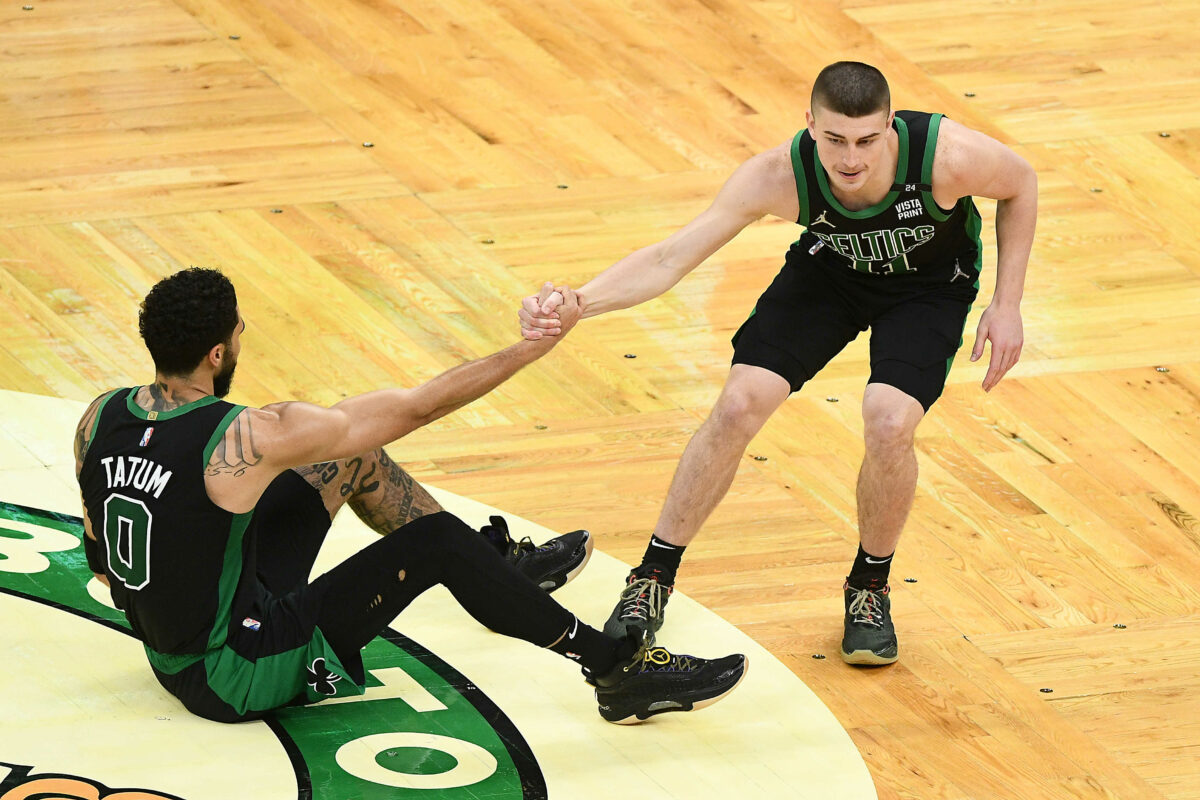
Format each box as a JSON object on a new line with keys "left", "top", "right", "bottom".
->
{"left": 388, "top": 509, "right": 460, "bottom": 537}
{"left": 388, "top": 511, "right": 479, "bottom": 557}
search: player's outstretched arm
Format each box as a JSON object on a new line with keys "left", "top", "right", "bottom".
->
{"left": 519, "top": 144, "right": 797, "bottom": 339}
{"left": 266, "top": 287, "right": 582, "bottom": 470}
{"left": 206, "top": 289, "right": 582, "bottom": 513}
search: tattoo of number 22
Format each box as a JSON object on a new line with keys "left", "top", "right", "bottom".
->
{"left": 308, "top": 450, "right": 427, "bottom": 525}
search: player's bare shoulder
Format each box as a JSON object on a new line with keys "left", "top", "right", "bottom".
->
{"left": 734, "top": 139, "right": 800, "bottom": 222}
{"left": 205, "top": 405, "right": 274, "bottom": 478}
{"left": 931, "top": 117, "right": 1033, "bottom": 203}
{"left": 928, "top": 117, "right": 978, "bottom": 205}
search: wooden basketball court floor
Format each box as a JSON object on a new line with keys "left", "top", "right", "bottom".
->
{"left": 1, "top": 1, "right": 1199, "bottom": 798}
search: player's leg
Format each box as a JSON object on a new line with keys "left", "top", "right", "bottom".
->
{"left": 250, "top": 468, "right": 340, "bottom": 594}
{"left": 857, "top": 384, "right": 924, "bottom": 562}
{"left": 309, "top": 511, "right": 747, "bottom": 723}
{"left": 295, "top": 449, "right": 592, "bottom": 592}
{"left": 653, "top": 366, "right": 792, "bottom": 552}
{"left": 601, "top": 365, "right": 789, "bottom": 643}
{"left": 605, "top": 258, "right": 867, "bottom": 644}
{"left": 839, "top": 383, "right": 923, "bottom": 665}
{"left": 294, "top": 448, "right": 441, "bottom": 533}
{"left": 841, "top": 287, "right": 974, "bottom": 665}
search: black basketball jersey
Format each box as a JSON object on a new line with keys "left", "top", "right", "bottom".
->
{"left": 78, "top": 388, "right": 255, "bottom": 660}
{"left": 789, "top": 110, "right": 982, "bottom": 281}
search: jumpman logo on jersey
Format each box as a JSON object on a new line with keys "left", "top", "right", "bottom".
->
{"left": 950, "top": 260, "right": 971, "bottom": 283}
{"left": 810, "top": 211, "right": 835, "bottom": 228}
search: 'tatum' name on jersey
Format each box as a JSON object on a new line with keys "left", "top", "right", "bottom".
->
{"left": 100, "top": 456, "right": 173, "bottom": 499}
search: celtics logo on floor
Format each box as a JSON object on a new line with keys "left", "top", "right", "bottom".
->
{"left": 0, "top": 500, "right": 544, "bottom": 799}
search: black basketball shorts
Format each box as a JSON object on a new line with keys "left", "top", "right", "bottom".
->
{"left": 731, "top": 252, "right": 979, "bottom": 411}
{"left": 151, "top": 472, "right": 434, "bottom": 722}
{"left": 151, "top": 474, "right": 570, "bottom": 723}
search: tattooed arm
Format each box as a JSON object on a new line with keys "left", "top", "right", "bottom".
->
{"left": 74, "top": 392, "right": 113, "bottom": 587}
{"left": 265, "top": 288, "right": 581, "bottom": 469}
{"left": 73, "top": 394, "right": 108, "bottom": 478}
{"left": 206, "top": 412, "right": 264, "bottom": 477}
{"left": 205, "top": 288, "right": 581, "bottom": 514}
{"left": 203, "top": 408, "right": 276, "bottom": 513}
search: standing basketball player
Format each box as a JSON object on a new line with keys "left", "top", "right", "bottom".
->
{"left": 520, "top": 61, "right": 1037, "bottom": 665}
{"left": 75, "top": 267, "right": 745, "bottom": 724}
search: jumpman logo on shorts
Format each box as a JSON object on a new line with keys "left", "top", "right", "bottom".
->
{"left": 810, "top": 211, "right": 835, "bottom": 228}
{"left": 951, "top": 260, "right": 971, "bottom": 283}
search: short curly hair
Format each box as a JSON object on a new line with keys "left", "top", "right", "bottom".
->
{"left": 139, "top": 267, "right": 239, "bottom": 376}
{"left": 811, "top": 61, "right": 890, "bottom": 118}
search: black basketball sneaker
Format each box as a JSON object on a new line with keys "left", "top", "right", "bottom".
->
{"left": 480, "top": 515, "right": 593, "bottom": 593}
{"left": 841, "top": 581, "right": 899, "bottom": 665}
{"left": 602, "top": 566, "right": 673, "bottom": 644}
{"left": 586, "top": 632, "right": 747, "bottom": 724}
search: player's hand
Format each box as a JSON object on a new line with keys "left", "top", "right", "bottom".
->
{"left": 550, "top": 286, "right": 581, "bottom": 338}
{"left": 971, "top": 303, "right": 1023, "bottom": 391}
{"left": 519, "top": 281, "right": 567, "bottom": 340}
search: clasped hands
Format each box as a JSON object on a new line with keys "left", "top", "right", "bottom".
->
{"left": 519, "top": 282, "right": 580, "bottom": 341}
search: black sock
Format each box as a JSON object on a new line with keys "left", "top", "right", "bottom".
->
{"left": 547, "top": 615, "right": 627, "bottom": 674}
{"left": 638, "top": 535, "right": 685, "bottom": 584}
{"left": 847, "top": 543, "right": 893, "bottom": 590}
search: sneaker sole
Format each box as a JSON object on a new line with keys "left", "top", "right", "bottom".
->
{"left": 539, "top": 530, "right": 593, "bottom": 592}
{"left": 603, "top": 656, "right": 750, "bottom": 725}
{"left": 840, "top": 647, "right": 898, "bottom": 665}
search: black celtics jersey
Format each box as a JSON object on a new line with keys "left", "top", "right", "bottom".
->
{"left": 790, "top": 110, "right": 982, "bottom": 281}
{"left": 78, "top": 388, "right": 255, "bottom": 661}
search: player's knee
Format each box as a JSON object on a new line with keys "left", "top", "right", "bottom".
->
{"left": 709, "top": 388, "right": 776, "bottom": 439}
{"left": 862, "top": 398, "right": 920, "bottom": 451}
{"left": 388, "top": 510, "right": 462, "bottom": 539}
{"left": 388, "top": 511, "right": 477, "bottom": 559}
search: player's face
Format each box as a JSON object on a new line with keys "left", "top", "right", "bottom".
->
{"left": 806, "top": 105, "right": 894, "bottom": 194}
{"left": 213, "top": 311, "right": 244, "bottom": 399}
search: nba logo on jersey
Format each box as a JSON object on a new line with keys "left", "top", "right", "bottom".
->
{"left": 139, "top": 427, "right": 154, "bottom": 447}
